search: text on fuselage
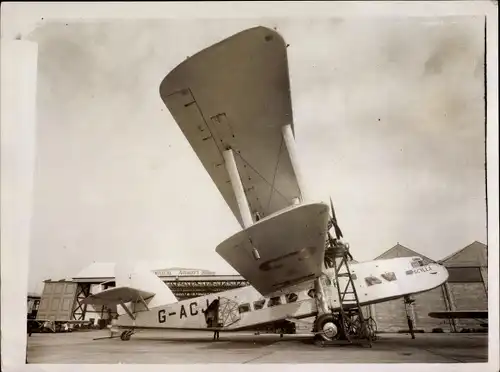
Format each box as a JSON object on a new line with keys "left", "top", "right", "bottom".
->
{"left": 413, "top": 266, "right": 432, "bottom": 274}
{"left": 158, "top": 298, "right": 210, "bottom": 323}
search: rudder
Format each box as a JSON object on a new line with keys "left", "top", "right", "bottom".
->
{"left": 114, "top": 261, "right": 177, "bottom": 314}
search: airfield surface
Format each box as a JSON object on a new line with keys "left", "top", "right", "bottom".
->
{"left": 27, "top": 330, "right": 488, "bottom": 364}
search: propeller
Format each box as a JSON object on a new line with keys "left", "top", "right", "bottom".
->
{"left": 324, "top": 196, "right": 353, "bottom": 267}
{"left": 328, "top": 197, "right": 343, "bottom": 240}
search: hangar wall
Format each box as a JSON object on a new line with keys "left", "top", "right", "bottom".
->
{"left": 371, "top": 241, "right": 488, "bottom": 333}
{"left": 37, "top": 280, "right": 78, "bottom": 321}
{"left": 441, "top": 241, "right": 488, "bottom": 331}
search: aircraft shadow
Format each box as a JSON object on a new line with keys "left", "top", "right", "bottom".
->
{"left": 126, "top": 335, "right": 308, "bottom": 348}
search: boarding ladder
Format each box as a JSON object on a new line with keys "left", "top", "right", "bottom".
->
{"left": 326, "top": 237, "right": 374, "bottom": 347}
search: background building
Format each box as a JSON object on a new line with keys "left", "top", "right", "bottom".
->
{"left": 27, "top": 293, "right": 41, "bottom": 319}
{"left": 439, "top": 241, "right": 488, "bottom": 331}
{"left": 369, "top": 241, "right": 488, "bottom": 333}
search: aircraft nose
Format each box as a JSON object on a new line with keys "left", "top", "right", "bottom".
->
{"left": 441, "top": 264, "right": 449, "bottom": 279}
{"left": 432, "top": 263, "right": 449, "bottom": 282}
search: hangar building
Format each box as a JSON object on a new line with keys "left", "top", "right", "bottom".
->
{"left": 368, "top": 241, "right": 488, "bottom": 333}
{"left": 34, "top": 241, "right": 488, "bottom": 332}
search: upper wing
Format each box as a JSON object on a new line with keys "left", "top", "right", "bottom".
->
{"left": 216, "top": 202, "right": 330, "bottom": 296}
{"left": 81, "top": 286, "right": 155, "bottom": 307}
{"left": 428, "top": 311, "right": 488, "bottom": 319}
{"left": 159, "top": 27, "right": 301, "bottom": 228}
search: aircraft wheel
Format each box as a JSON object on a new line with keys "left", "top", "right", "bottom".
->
{"left": 315, "top": 314, "right": 340, "bottom": 341}
{"left": 120, "top": 330, "right": 132, "bottom": 341}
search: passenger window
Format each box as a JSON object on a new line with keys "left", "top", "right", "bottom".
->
{"left": 286, "top": 293, "right": 298, "bottom": 303}
{"left": 364, "top": 276, "right": 382, "bottom": 286}
{"left": 253, "top": 299, "right": 265, "bottom": 310}
{"left": 268, "top": 296, "right": 281, "bottom": 307}
{"left": 307, "top": 289, "right": 316, "bottom": 298}
{"left": 381, "top": 272, "right": 397, "bottom": 282}
{"left": 238, "top": 303, "right": 251, "bottom": 314}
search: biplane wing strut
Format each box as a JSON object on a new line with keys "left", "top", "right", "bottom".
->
{"left": 82, "top": 286, "right": 156, "bottom": 321}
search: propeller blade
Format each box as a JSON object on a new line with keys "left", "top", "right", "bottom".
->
{"left": 329, "top": 197, "right": 343, "bottom": 239}
{"left": 329, "top": 197, "right": 338, "bottom": 222}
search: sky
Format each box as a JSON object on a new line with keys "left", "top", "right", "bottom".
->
{"left": 25, "top": 17, "right": 487, "bottom": 293}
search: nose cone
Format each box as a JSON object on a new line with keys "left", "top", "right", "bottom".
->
{"left": 440, "top": 264, "right": 449, "bottom": 282}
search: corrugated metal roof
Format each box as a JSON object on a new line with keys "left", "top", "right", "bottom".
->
{"left": 374, "top": 243, "right": 435, "bottom": 263}
{"left": 439, "top": 241, "right": 487, "bottom": 267}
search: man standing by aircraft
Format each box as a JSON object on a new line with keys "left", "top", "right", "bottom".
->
{"left": 404, "top": 295, "right": 416, "bottom": 339}
{"left": 203, "top": 298, "right": 220, "bottom": 340}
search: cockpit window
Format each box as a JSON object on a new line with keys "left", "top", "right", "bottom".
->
{"left": 381, "top": 272, "right": 397, "bottom": 282}
{"left": 365, "top": 276, "right": 382, "bottom": 286}
{"left": 411, "top": 259, "right": 425, "bottom": 268}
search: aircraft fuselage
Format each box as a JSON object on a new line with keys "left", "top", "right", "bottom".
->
{"left": 115, "top": 256, "right": 448, "bottom": 331}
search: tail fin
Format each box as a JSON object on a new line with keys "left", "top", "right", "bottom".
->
{"left": 114, "top": 261, "right": 177, "bottom": 314}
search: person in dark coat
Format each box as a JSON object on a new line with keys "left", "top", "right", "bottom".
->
{"left": 404, "top": 295, "right": 416, "bottom": 339}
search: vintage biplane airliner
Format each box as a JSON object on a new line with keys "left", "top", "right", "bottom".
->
{"left": 82, "top": 26, "right": 449, "bottom": 343}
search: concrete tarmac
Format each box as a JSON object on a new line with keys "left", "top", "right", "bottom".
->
{"left": 26, "top": 330, "right": 488, "bottom": 364}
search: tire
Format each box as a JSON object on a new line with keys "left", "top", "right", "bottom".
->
{"left": 120, "top": 331, "right": 131, "bottom": 341}
{"left": 314, "top": 314, "right": 344, "bottom": 341}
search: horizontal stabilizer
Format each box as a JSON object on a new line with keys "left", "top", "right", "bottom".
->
{"left": 428, "top": 311, "right": 488, "bottom": 319}
{"left": 82, "top": 286, "right": 155, "bottom": 306}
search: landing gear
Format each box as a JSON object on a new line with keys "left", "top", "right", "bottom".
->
{"left": 120, "top": 330, "right": 134, "bottom": 341}
{"left": 313, "top": 313, "right": 345, "bottom": 342}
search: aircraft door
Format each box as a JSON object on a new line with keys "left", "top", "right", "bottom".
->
{"left": 204, "top": 297, "right": 241, "bottom": 328}
{"left": 204, "top": 299, "right": 219, "bottom": 328}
